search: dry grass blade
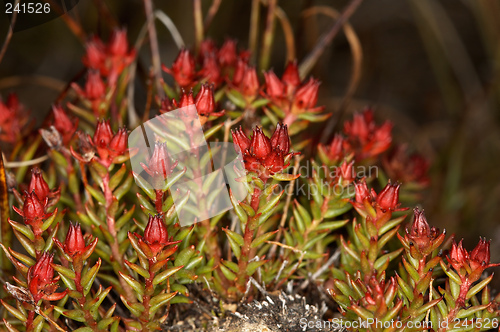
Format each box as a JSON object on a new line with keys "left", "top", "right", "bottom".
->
{"left": 144, "top": 0, "right": 164, "bottom": 99}
{"left": 127, "top": 10, "right": 184, "bottom": 126}
{"left": 275, "top": 6, "right": 296, "bottom": 62}
{"left": 301, "top": 6, "right": 363, "bottom": 142}
{"left": 194, "top": 0, "right": 204, "bottom": 53}
{"left": 249, "top": 0, "right": 260, "bottom": 62}
{"left": 0, "top": 0, "right": 20, "bottom": 65}
{"left": 155, "top": 10, "right": 185, "bottom": 49}
{"left": 299, "top": 0, "right": 363, "bottom": 79}
{"left": 204, "top": 0, "right": 223, "bottom": 31}
{"left": 0, "top": 75, "right": 67, "bottom": 92}
{"left": 259, "top": 0, "right": 277, "bottom": 71}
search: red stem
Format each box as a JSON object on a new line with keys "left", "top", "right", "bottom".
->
{"left": 102, "top": 174, "right": 136, "bottom": 303}
{"left": 140, "top": 260, "right": 155, "bottom": 331}
{"left": 75, "top": 269, "right": 101, "bottom": 331}
{"left": 26, "top": 311, "right": 35, "bottom": 331}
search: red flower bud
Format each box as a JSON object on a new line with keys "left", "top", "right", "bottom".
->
{"left": 85, "top": 71, "right": 106, "bottom": 100}
{"left": 93, "top": 119, "right": 113, "bottom": 147}
{"left": 282, "top": 60, "right": 301, "bottom": 90}
{"left": 27, "top": 252, "right": 56, "bottom": 301}
{"left": 165, "top": 49, "right": 197, "bottom": 88}
{"left": 243, "top": 154, "right": 261, "bottom": 173}
{"left": 31, "top": 252, "right": 54, "bottom": 283}
{"left": 201, "top": 52, "right": 222, "bottom": 87}
{"left": 143, "top": 215, "right": 169, "bottom": 255}
{"left": 22, "top": 191, "right": 47, "bottom": 224}
{"left": 109, "top": 128, "right": 128, "bottom": 157}
{"left": 250, "top": 127, "right": 272, "bottom": 159}
{"left": 232, "top": 58, "right": 247, "bottom": 86}
{"left": 109, "top": 28, "right": 129, "bottom": 57}
{"left": 270, "top": 123, "right": 290, "bottom": 154}
{"left": 264, "top": 70, "right": 285, "bottom": 99}
{"left": 231, "top": 126, "right": 251, "bottom": 154}
{"left": 407, "top": 208, "right": 434, "bottom": 251}
{"left": 0, "top": 93, "right": 29, "bottom": 143}
{"left": 470, "top": 237, "right": 490, "bottom": 271}
{"left": 328, "top": 134, "right": 345, "bottom": 161}
{"left": 143, "top": 142, "right": 173, "bottom": 178}
{"left": 63, "top": 223, "right": 86, "bottom": 257}
{"left": 29, "top": 168, "right": 50, "bottom": 202}
{"left": 52, "top": 105, "right": 78, "bottom": 144}
{"left": 372, "top": 121, "right": 393, "bottom": 154}
{"left": 354, "top": 180, "right": 371, "bottom": 204}
{"left": 239, "top": 67, "right": 259, "bottom": 98}
{"left": 294, "top": 78, "right": 320, "bottom": 109}
{"left": 262, "top": 149, "right": 284, "bottom": 173}
{"left": 83, "top": 39, "right": 106, "bottom": 70}
{"left": 195, "top": 84, "right": 216, "bottom": 115}
{"left": 218, "top": 39, "right": 237, "bottom": 67}
{"left": 338, "top": 160, "right": 355, "bottom": 184}
{"left": 345, "top": 112, "right": 370, "bottom": 143}
{"left": 199, "top": 39, "right": 217, "bottom": 60}
{"left": 450, "top": 240, "right": 469, "bottom": 271}
{"left": 173, "top": 89, "right": 195, "bottom": 109}
{"left": 376, "top": 182, "right": 401, "bottom": 211}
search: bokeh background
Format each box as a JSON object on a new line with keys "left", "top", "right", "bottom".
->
{"left": 1, "top": 0, "right": 499, "bottom": 283}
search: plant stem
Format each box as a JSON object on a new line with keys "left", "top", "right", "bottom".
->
{"left": 140, "top": 263, "right": 155, "bottom": 331}
{"left": 203, "top": 0, "right": 222, "bottom": 31}
{"left": 26, "top": 311, "right": 35, "bottom": 331}
{"left": 237, "top": 187, "right": 261, "bottom": 293}
{"left": 75, "top": 270, "right": 101, "bottom": 332}
{"left": 299, "top": 0, "right": 363, "bottom": 78}
{"left": 102, "top": 174, "right": 136, "bottom": 303}
{"left": 155, "top": 190, "right": 164, "bottom": 214}
{"left": 143, "top": 0, "right": 164, "bottom": 99}
{"left": 249, "top": 0, "right": 260, "bottom": 63}
{"left": 193, "top": 0, "right": 204, "bottom": 54}
{"left": 259, "top": 0, "right": 277, "bottom": 71}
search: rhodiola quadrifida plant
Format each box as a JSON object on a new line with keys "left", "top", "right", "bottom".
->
{"left": 0, "top": 1, "right": 499, "bottom": 332}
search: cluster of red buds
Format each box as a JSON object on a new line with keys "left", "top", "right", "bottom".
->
{"left": 83, "top": 28, "right": 135, "bottom": 85}
{"left": 13, "top": 168, "right": 59, "bottom": 237}
{"left": 128, "top": 214, "right": 180, "bottom": 260}
{"left": 343, "top": 109, "right": 392, "bottom": 160}
{"left": 72, "top": 29, "right": 135, "bottom": 115}
{"left": 161, "top": 83, "right": 224, "bottom": 122}
{"left": 319, "top": 109, "right": 393, "bottom": 163}
{"left": 163, "top": 39, "right": 249, "bottom": 90}
{"left": 0, "top": 93, "right": 31, "bottom": 144}
{"left": 351, "top": 179, "right": 407, "bottom": 233}
{"left": 27, "top": 252, "right": 66, "bottom": 303}
{"left": 382, "top": 144, "right": 429, "bottom": 186}
{"left": 263, "top": 61, "right": 323, "bottom": 116}
{"left": 231, "top": 123, "right": 294, "bottom": 180}
{"left": 71, "top": 119, "right": 128, "bottom": 167}
{"left": 446, "top": 238, "right": 499, "bottom": 306}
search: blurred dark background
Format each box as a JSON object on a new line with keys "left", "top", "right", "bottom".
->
{"left": 1, "top": 0, "right": 499, "bottom": 282}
